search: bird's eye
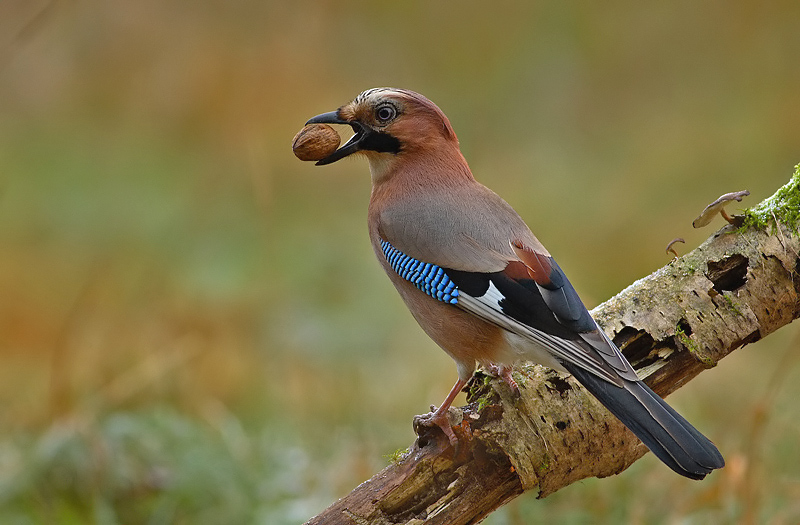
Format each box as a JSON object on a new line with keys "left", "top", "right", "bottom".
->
{"left": 375, "top": 104, "right": 397, "bottom": 123}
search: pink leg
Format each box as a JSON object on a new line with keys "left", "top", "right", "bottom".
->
{"left": 418, "top": 378, "right": 466, "bottom": 446}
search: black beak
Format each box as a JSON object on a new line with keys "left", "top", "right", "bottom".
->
{"left": 305, "top": 111, "right": 369, "bottom": 166}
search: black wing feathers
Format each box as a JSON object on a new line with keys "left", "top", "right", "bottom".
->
{"left": 537, "top": 259, "right": 596, "bottom": 330}
{"left": 446, "top": 269, "right": 579, "bottom": 340}
{"left": 443, "top": 268, "right": 490, "bottom": 297}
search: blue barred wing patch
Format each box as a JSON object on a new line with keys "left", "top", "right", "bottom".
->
{"left": 380, "top": 239, "right": 459, "bottom": 304}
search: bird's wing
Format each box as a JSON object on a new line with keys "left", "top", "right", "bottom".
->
{"left": 377, "top": 184, "right": 639, "bottom": 386}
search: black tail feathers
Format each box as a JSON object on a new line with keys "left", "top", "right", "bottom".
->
{"left": 565, "top": 364, "right": 724, "bottom": 480}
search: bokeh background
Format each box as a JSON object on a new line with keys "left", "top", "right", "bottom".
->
{"left": 2, "top": 1, "right": 800, "bottom": 523}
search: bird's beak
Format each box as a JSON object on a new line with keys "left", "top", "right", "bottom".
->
{"left": 305, "top": 110, "right": 370, "bottom": 166}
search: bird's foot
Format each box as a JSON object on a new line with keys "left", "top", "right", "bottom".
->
{"left": 484, "top": 364, "right": 520, "bottom": 394}
{"left": 413, "top": 405, "right": 463, "bottom": 449}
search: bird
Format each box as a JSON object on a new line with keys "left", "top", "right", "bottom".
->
{"left": 303, "top": 87, "right": 724, "bottom": 480}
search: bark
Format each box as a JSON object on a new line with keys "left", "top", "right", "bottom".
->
{"left": 306, "top": 172, "right": 800, "bottom": 525}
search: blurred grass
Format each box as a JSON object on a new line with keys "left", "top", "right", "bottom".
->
{"left": 1, "top": 0, "right": 799, "bottom": 523}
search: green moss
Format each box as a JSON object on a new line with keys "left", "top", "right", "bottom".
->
{"left": 682, "top": 258, "right": 699, "bottom": 275}
{"left": 675, "top": 324, "right": 699, "bottom": 355}
{"left": 722, "top": 292, "right": 744, "bottom": 316}
{"left": 475, "top": 389, "right": 496, "bottom": 412}
{"left": 466, "top": 373, "right": 498, "bottom": 412}
{"left": 384, "top": 447, "right": 410, "bottom": 465}
{"left": 467, "top": 372, "right": 504, "bottom": 412}
{"left": 739, "top": 163, "right": 800, "bottom": 234}
{"left": 467, "top": 374, "right": 491, "bottom": 398}
{"left": 538, "top": 454, "right": 551, "bottom": 473}
{"left": 676, "top": 324, "right": 715, "bottom": 367}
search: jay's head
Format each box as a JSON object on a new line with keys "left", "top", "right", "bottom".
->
{"left": 306, "top": 88, "right": 459, "bottom": 176}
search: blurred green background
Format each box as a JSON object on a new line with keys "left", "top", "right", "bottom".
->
{"left": 1, "top": 1, "right": 799, "bottom": 523}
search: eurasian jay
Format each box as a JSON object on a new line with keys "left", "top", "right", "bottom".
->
{"left": 304, "top": 88, "right": 724, "bottom": 480}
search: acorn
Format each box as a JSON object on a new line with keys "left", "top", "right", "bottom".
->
{"left": 292, "top": 124, "right": 341, "bottom": 161}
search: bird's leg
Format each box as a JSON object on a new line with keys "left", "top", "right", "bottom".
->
{"left": 415, "top": 378, "right": 466, "bottom": 446}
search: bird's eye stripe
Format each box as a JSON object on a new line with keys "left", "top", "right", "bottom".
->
{"left": 381, "top": 239, "right": 459, "bottom": 304}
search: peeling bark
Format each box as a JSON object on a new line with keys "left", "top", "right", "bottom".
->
{"left": 306, "top": 174, "right": 800, "bottom": 525}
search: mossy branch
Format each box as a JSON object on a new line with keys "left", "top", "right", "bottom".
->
{"left": 740, "top": 164, "right": 800, "bottom": 233}
{"left": 306, "top": 166, "right": 800, "bottom": 525}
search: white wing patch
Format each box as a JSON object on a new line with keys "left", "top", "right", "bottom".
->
{"left": 457, "top": 287, "right": 629, "bottom": 386}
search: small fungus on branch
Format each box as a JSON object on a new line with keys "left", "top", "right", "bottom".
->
{"left": 692, "top": 190, "right": 750, "bottom": 228}
{"left": 665, "top": 237, "right": 685, "bottom": 258}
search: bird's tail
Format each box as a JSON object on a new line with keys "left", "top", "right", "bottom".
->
{"left": 564, "top": 364, "right": 724, "bottom": 480}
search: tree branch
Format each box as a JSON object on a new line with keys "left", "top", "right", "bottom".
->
{"left": 306, "top": 168, "right": 800, "bottom": 525}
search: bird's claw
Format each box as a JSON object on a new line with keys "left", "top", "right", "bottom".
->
{"left": 485, "top": 364, "right": 520, "bottom": 394}
{"left": 413, "top": 407, "right": 461, "bottom": 449}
